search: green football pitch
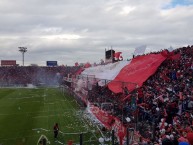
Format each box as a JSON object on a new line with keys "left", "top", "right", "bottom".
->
{"left": 0, "top": 87, "right": 102, "bottom": 145}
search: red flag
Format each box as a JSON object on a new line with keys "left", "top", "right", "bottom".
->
{"left": 161, "top": 50, "right": 180, "bottom": 60}
{"left": 114, "top": 52, "right": 122, "bottom": 59}
{"left": 161, "top": 50, "right": 169, "bottom": 57}
{"left": 84, "top": 62, "right": 91, "bottom": 68}
{"left": 170, "top": 53, "right": 181, "bottom": 60}
{"left": 118, "top": 131, "right": 124, "bottom": 145}
{"left": 75, "top": 62, "right": 79, "bottom": 66}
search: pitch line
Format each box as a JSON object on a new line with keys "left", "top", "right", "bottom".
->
{"left": 8, "top": 96, "right": 43, "bottom": 99}
{"left": 32, "top": 128, "right": 88, "bottom": 135}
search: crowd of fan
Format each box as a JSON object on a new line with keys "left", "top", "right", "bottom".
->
{"left": 0, "top": 45, "right": 192, "bottom": 144}
{"left": 0, "top": 66, "right": 80, "bottom": 87}
{"left": 85, "top": 46, "right": 193, "bottom": 145}
{"left": 132, "top": 46, "right": 193, "bottom": 145}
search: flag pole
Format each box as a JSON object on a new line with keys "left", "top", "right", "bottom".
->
{"left": 105, "top": 48, "right": 106, "bottom": 63}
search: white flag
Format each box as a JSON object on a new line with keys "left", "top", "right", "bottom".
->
{"left": 134, "top": 45, "right": 146, "bottom": 56}
{"left": 167, "top": 46, "right": 173, "bottom": 52}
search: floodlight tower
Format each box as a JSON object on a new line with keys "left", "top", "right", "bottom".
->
{"left": 18, "top": 47, "right": 27, "bottom": 66}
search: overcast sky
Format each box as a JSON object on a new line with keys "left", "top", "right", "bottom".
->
{"left": 0, "top": 0, "right": 193, "bottom": 66}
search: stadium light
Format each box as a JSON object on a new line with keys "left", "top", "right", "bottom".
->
{"left": 18, "top": 47, "right": 27, "bottom": 66}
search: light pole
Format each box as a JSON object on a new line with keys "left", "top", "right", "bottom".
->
{"left": 18, "top": 47, "right": 27, "bottom": 66}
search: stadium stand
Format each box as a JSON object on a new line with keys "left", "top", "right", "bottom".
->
{"left": 63, "top": 45, "right": 193, "bottom": 144}
{"left": 0, "top": 45, "right": 192, "bottom": 144}
{"left": 0, "top": 66, "right": 80, "bottom": 87}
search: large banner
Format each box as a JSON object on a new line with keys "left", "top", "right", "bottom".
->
{"left": 89, "top": 104, "right": 114, "bottom": 129}
{"left": 89, "top": 104, "right": 126, "bottom": 138}
{"left": 108, "top": 53, "right": 166, "bottom": 93}
{"left": 1, "top": 60, "right": 16, "bottom": 66}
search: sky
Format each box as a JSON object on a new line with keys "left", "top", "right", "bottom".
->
{"left": 0, "top": 0, "right": 193, "bottom": 66}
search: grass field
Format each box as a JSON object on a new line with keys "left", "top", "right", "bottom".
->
{"left": 0, "top": 87, "right": 101, "bottom": 145}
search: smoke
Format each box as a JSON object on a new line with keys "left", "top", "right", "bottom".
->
{"left": 32, "top": 67, "right": 61, "bottom": 87}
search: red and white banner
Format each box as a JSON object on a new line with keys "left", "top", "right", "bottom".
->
{"left": 114, "top": 52, "right": 123, "bottom": 61}
{"left": 108, "top": 53, "right": 166, "bottom": 93}
{"left": 89, "top": 105, "right": 126, "bottom": 139}
{"left": 89, "top": 104, "right": 114, "bottom": 129}
{"left": 1, "top": 60, "right": 16, "bottom": 66}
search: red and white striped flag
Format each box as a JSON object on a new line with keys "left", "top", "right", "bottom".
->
{"left": 134, "top": 45, "right": 146, "bottom": 56}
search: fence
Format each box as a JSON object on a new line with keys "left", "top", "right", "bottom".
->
{"left": 60, "top": 75, "right": 152, "bottom": 144}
